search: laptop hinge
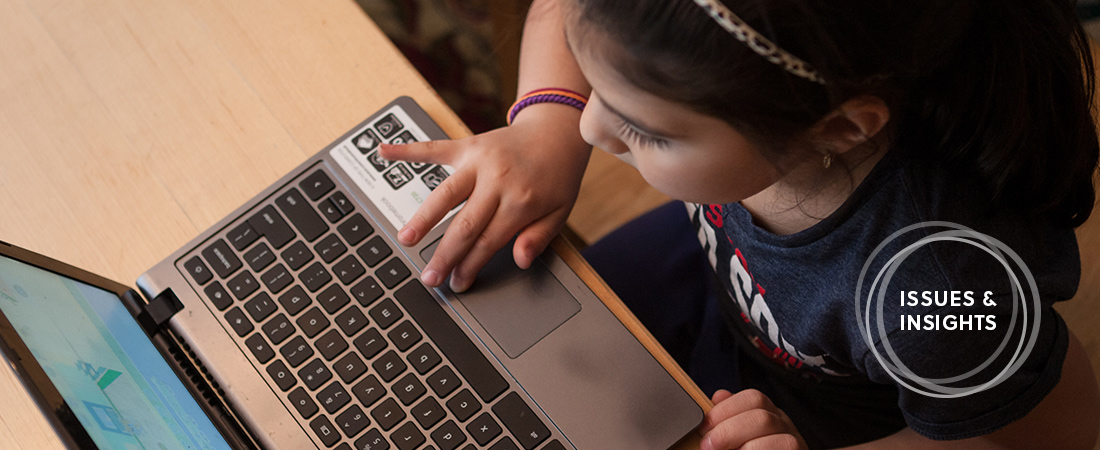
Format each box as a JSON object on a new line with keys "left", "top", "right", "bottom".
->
{"left": 136, "top": 289, "right": 184, "bottom": 332}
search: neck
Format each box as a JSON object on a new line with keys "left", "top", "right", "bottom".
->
{"left": 740, "top": 138, "right": 889, "bottom": 236}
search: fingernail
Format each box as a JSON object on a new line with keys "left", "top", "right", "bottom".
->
{"left": 450, "top": 275, "right": 469, "bottom": 293}
{"left": 700, "top": 435, "right": 714, "bottom": 450}
{"left": 398, "top": 227, "right": 416, "bottom": 245}
{"left": 422, "top": 269, "right": 442, "bottom": 287}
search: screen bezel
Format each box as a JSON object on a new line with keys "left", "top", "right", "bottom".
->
{"left": 0, "top": 240, "right": 242, "bottom": 449}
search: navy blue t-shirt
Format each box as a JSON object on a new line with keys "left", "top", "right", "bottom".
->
{"left": 689, "top": 148, "right": 1077, "bottom": 446}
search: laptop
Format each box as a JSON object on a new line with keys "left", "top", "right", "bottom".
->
{"left": 0, "top": 97, "right": 704, "bottom": 450}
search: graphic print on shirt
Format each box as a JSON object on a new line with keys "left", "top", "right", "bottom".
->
{"left": 688, "top": 203, "right": 842, "bottom": 376}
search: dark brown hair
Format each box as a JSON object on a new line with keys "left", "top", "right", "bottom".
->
{"left": 572, "top": 0, "right": 1099, "bottom": 226}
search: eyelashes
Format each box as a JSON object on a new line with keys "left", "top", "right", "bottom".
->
{"left": 616, "top": 118, "right": 670, "bottom": 149}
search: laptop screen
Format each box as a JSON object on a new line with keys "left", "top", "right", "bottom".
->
{"left": 0, "top": 254, "right": 231, "bottom": 449}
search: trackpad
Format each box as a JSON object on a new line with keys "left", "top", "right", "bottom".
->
{"left": 421, "top": 240, "right": 580, "bottom": 359}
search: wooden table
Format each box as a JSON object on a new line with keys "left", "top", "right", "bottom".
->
{"left": 0, "top": 0, "right": 708, "bottom": 447}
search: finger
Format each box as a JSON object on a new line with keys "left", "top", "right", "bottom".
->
{"left": 420, "top": 192, "right": 500, "bottom": 289}
{"left": 740, "top": 434, "right": 802, "bottom": 450}
{"left": 702, "top": 409, "right": 789, "bottom": 450}
{"left": 378, "top": 139, "right": 456, "bottom": 165}
{"left": 701, "top": 389, "right": 775, "bottom": 434}
{"left": 512, "top": 209, "right": 570, "bottom": 269}
{"left": 711, "top": 389, "right": 734, "bottom": 404}
{"left": 448, "top": 212, "right": 531, "bottom": 292}
{"left": 397, "top": 169, "right": 473, "bottom": 246}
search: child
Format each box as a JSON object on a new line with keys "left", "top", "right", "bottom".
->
{"left": 380, "top": 0, "right": 1100, "bottom": 447}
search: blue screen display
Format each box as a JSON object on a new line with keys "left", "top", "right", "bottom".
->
{"left": 0, "top": 255, "right": 231, "bottom": 449}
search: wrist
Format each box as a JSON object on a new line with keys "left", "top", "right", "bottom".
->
{"left": 509, "top": 103, "right": 591, "bottom": 157}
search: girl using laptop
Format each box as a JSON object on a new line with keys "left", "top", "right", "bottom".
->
{"left": 382, "top": 0, "right": 1100, "bottom": 447}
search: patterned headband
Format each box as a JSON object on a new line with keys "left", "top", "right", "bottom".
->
{"left": 691, "top": 0, "right": 826, "bottom": 84}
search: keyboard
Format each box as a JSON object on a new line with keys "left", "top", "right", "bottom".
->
{"left": 177, "top": 162, "right": 565, "bottom": 449}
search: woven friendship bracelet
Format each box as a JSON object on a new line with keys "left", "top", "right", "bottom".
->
{"left": 507, "top": 88, "right": 588, "bottom": 125}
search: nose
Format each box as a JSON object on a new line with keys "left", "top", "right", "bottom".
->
{"left": 579, "top": 94, "right": 629, "bottom": 155}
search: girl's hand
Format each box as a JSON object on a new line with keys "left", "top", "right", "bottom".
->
{"left": 700, "top": 389, "right": 808, "bottom": 450}
{"left": 378, "top": 105, "right": 590, "bottom": 292}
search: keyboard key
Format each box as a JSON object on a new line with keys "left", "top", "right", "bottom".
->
{"left": 388, "top": 321, "right": 422, "bottom": 352}
{"left": 494, "top": 392, "right": 549, "bottom": 450}
{"left": 299, "top": 262, "right": 332, "bottom": 292}
{"left": 310, "top": 415, "right": 341, "bottom": 448}
{"left": 278, "top": 285, "right": 312, "bottom": 316}
{"left": 280, "top": 336, "right": 315, "bottom": 367}
{"left": 426, "top": 366, "right": 460, "bottom": 398}
{"left": 301, "top": 170, "right": 335, "bottom": 201}
{"left": 248, "top": 205, "right": 296, "bottom": 249}
{"left": 318, "top": 284, "right": 352, "bottom": 315}
{"left": 202, "top": 239, "right": 242, "bottom": 279}
{"left": 445, "top": 389, "right": 481, "bottom": 422}
{"left": 377, "top": 258, "right": 410, "bottom": 289}
{"left": 392, "top": 421, "right": 426, "bottom": 450}
{"left": 227, "top": 271, "right": 259, "bottom": 300}
{"left": 266, "top": 360, "right": 297, "bottom": 391}
{"left": 297, "top": 307, "right": 331, "bottom": 338}
{"left": 315, "top": 234, "right": 348, "bottom": 263}
{"left": 224, "top": 307, "right": 253, "bottom": 337}
{"left": 351, "top": 375, "right": 386, "bottom": 408}
{"left": 244, "top": 292, "right": 277, "bottom": 322}
{"left": 276, "top": 188, "right": 328, "bottom": 243}
{"left": 317, "top": 382, "right": 351, "bottom": 414}
{"left": 374, "top": 113, "right": 404, "bottom": 139}
{"left": 466, "top": 413, "right": 502, "bottom": 446}
{"left": 204, "top": 281, "right": 232, "bottom": 310}
{"left": 356, "top": 236, "right": 392, "bottom": 267}
{"left": 353, "top": 128, "right": 382, "bottom": 154}
{"left": 245, "top": 333, "right": 275, "bottom": 363}
{"left": 333, "top": 255, "right": 366, "bottom": 285}
{"left": 431, "top": 420, "right": 467, "bottom": 450}
{"left": 281, "top": 241, "right": 314, "bottom": 270}
{"left": 408, "top": 343, "right": 441, "bottom": 375}
{"left": 334, "top": 352, "right": 367, "bottom": 384}
{"left": 351, "top": 277, "right": 384, "bottom": 307}
{"left": 184, "top": 255, "right": 213, "bottom": 284}
{"left": 330, "top": 192, "right": 355, "bottom": 215}
{"left": 289, "top": 387, "right": 319, "bottom": 419}
{"left": 353, "top": 328, "right": 387, "bottom": 359}
{"left": 243, "top": 242, "right": 276, "bottom": 272}
{"left": 411, "top": 397, "right": 446, "bottom": 429}
{"left": 261, "top": 263, "right": 293, "bottom": 293}
{"left": 369, "top": 299, "right": 403, "bottom": 329}
{"left": 396, "top": 281, "right": 508, "bottom": 402}
{"left": 541, "top": 440, "right": 565, "bottom": 450}
{"left": 336, "top": 405, "right": 370, "bottom": 438}
{"left": 372, "top": 350, "right": 407, "bottom": 382}
{"left": 370, "top": 398, "right": 406, "bottom": 431}
{"left": 335, "top": 306, "right": 368, "bottom": 336}
{"left": 300, "top": 359, "right": 333, "bottom": 391}
{"left": 228, "top": 221, "right": 259, "bottom": 251}
{"left": 316, "top": 329, "right": 350, "bottom": 361}
{"left": 393, "top": 373, "right": 426, "bottom": 406}
{"left": 488, "top": 437, "right": 519, "bottom": 450}
{"left": 261, "top": 313, "right": 295, "bottom": 345}
{"left": 320, "top": 198, "right": 345, "bottom": 223}
{"left": 355, "top": 429, "right": 389, "bottom": 450}
{"left": 337, "top": 214, "right": 373, "bottom": 246}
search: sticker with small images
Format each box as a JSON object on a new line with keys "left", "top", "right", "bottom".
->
{"left": 330, "top": 105, "right": 457, "bottom": 232}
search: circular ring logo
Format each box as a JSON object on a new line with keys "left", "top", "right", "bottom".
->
{"left": 853, "top": 221, "right": 1042, "bottom": 398}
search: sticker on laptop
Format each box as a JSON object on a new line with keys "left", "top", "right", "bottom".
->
{"left": 330, "top": 105, "right": 458, "bottom": 232}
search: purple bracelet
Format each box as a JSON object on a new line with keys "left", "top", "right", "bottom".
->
{"left": 507, "top": 89, "right": 588, "bottom": 125}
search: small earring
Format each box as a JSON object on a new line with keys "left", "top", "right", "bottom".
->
{"left": 822, "top": 152, "right": 834, "bottom": 169}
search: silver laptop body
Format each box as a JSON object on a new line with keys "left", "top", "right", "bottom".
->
{"left": 133, "top": 97, "right": 703, "bottom": 450}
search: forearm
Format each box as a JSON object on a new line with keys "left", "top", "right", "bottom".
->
{"left": 517, "top": 0, "right": 589, "bottom": 98}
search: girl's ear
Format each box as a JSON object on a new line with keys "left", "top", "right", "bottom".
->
{"left": 809, "top": 95, "right": 891, "bottom": 154}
